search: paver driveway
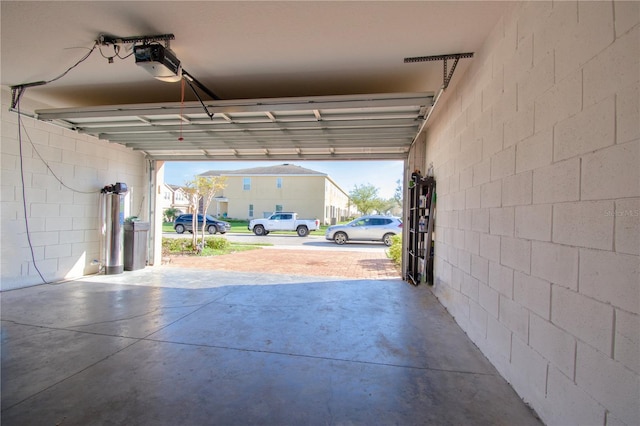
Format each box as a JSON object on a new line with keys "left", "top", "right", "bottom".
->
{"left": 166, "top": 247, "right": 401, "bottom": 279}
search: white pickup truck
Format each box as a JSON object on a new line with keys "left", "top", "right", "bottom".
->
{"left": 248, "top": 212, "right": 320, "bottom": 237}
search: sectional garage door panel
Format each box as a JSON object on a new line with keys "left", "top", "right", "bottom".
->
{"left": 35, "top": 92, "right": 433, "bottom": 161}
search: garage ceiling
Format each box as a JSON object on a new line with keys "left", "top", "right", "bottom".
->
{"left": 2, "top": 1, "right": 509, "bottom": 161}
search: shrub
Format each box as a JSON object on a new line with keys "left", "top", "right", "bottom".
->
{"left": 162, "top": 237, "right": 232, "bottom": 254}
{"left": 387, "top": 234, "right": 402, "bottom": 265}
{"left": 205, "top": 237, "right": 230, "bottom": 250}
{"left": 162, "top": 238, "right": 196, "bottom": 254}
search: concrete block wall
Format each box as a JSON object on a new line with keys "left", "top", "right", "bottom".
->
{"left": 1, "top": 89, "right": 148, "bottom": 290}
{"left": 424, "top": 2, "right": 639, "bottom": 424}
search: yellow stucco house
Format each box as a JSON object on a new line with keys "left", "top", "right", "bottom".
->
{"left": 200, "top": 164, "right": 353, "bottom": 224}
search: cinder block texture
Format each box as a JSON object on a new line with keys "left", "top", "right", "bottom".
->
{"left": 579, "top": 249, "right": 639, "bottom": 313}
{"left": 552, "top": 201, "right": 614, "bottom": 250}
{"left": 581, "top": 140, "right": 639, "bottom": 201}
{"left": 424, "top": 1, "right": 639, "bottom": 424}
{"left": 552, "top": 287, "right": 613, "bottom": 354}
{"left": 531, "top": 241, "right": 578, "bottom": 290}
{"left": 480, "top": 234, "right": 500, "bottom": 263}
{"left": 491, "top": 147, "right": 516, "bottom": 181}
{"left": 554, "top": 97, "right": 615, "bottom": 162}
{"left": 490, "top": 207, "right": 514, "bottom": 236}
{"left": 486, "top": 315, "right": 511, "bottom": 357}
{"left": 502, "top": 171, "right": 532, "bottom": 207}
{"left": 515, "top": 128, "right": 553, "bottom": 173}
{"left": 510, "top": 336, "right": 548, "bottom": 409}
{"left": 576, "top": 343, "right": 640, "bottom": 425}
{"left": 481, "top": 180, "right": 502, "bottom": 208}
{"left": 515, "top": 204, "right": 551, "bottom": 241}
{"left": 514, "top": 272, "right": 550, "bottom": 319}
{"left": 479, "top": 282, "right": 499, "bottom": 318}
{"left": 469, "top": 300, "right": 488, "bottom": 341}
{"left": 614, "top": 198, "right": 640, "bottom": 255}
{"left": 489, "top": 261, "right": 513, "bottom": 298}
{"left": 501, "top": 236, "right": 531, "bottom": 274}
{"left": 1, "top": 90, "right": 147, "bottom": 290}
{"left": 616, "top": 82, "right": 639, "bottom": 144}
{"left": 532, "top": 158, "right": 580, "bottom": 204}
{"left": 545, "top": 366, "right": 605, "bottom": 426}
{"left": 534, "top": 71, "right": 582, "bottom": 133}
{"left": 615, "top": 309, "right": 640, "bottom": 374}
{"left": 530, "top": 314, "right": 575, "bottom": 378}
{"left": 583, "top": 25, "right": 639, "bottom": 107}
{"left": 556, "top": 1, "right": 615, "bottom": 80}
{"left": 499, "top": 295, "right": 528, "bottom": 341}
{"left": 504, "top": 106, "right": 533, "bottom": 148}
{"left": 613, "top": 0, "right": 639, "bottom": 37}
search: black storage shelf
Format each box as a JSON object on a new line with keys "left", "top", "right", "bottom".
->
{"left": 406, "top": 174, "right": 436, "bottom": 286}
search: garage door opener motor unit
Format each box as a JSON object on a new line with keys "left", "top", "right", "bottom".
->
{"left": 134, "top": 44, "right": 182, "bottom": 82}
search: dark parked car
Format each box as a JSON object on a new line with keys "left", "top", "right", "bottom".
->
{"left": 325, "top": 215, "right": 402, "bottom": 246}
{"left": 173, "top": 214, "right": 231, "bottom": 235}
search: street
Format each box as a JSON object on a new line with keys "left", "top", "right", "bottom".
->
{"left": 162, "top": 231, "right": 389, "bottom": 253}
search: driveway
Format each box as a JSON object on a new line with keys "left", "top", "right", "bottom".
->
{"left": 164, "top": 233, "right": 400, "bottom": 279}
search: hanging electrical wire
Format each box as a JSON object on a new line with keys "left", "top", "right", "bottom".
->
{"left": 15, "top": 102, "right": 48, "bottom": 284}
{"left": 12, "top": 104, "right": 103, "bottom": 285}
{"left": 47, "top": 41, "right": 98, "bottom": 84}
{"left": 19, "top": 118, "right": 100, "bottom": 195}
{"left": 9, "top": 41, "right": 106, "bottom": 284}
{"left": 10, "top": 41, "right": 99, "bottom": 109}
{"left": 96, "top": 42, "right": 135, "bottom": 63}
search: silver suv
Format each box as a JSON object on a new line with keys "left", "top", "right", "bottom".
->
{"left": 325, "top": 215, "right": 402, "bottom": 246}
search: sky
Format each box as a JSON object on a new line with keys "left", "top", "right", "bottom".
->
{"left": 163, "top": 160, "right": 405, "bottom": 199}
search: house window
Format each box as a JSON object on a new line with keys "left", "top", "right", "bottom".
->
{"left": 275, "top": 205, "right": 283, "bottom": 212}
{"left": 276, "top": 177, "right": 282, "bottom": 189}
{"left": 243, "top": 177, "right": 251, "bottom": 190}
{"left": 248, "top": 204, "right": 254, "bottom": 217}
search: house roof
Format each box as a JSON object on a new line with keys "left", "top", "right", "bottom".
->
{"left": 195, "top": 163, "right": 352, "bottom": 197}
{"left": 166, "top": 184, "right": 185, "bottom": 191}
{"left": 201, "top": 163, "right": 326, "bottom": 177}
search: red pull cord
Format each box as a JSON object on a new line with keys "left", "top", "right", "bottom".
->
{"left": 178, "top": 77, "right": 185, "bottom": 141}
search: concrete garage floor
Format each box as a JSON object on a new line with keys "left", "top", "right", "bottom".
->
{"left": 1, "top": 268, "right": 541, "bottom": 425}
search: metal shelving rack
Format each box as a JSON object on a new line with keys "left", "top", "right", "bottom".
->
{"left": 406, "top": 173, "right": 436, "bottom": 286}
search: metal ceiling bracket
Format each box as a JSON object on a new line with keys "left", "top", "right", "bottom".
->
{"left": 183, "top": 77, "right": 215, "bottom": 120}
{"left": 98, "top": 34, "right": 175, "bottom": 46}
{"left": 10, "top": 80, "right": 47, "bottom": 109}
{"left": 404, "top": 52, "right": 474, "bottom": 89}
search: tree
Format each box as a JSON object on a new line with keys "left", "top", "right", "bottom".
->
{"left": 393, "top": 179, "right": 403, "bottom": 208}
{"left": 183, "top": 175, "right": 228, "bottom": 251}
{"left": 182, "top": 180, "right": 203, "bottom": 248}
{"left": 349, "top": 183, "right": 380, "bottom": 215}
{"left": 374, "top": 198, "right": 397, "bottom": 215}
{"left": 164, "top": 207, "right": 180, "bottom": 222}
{"left": 195, "top": 175, "right": 228, "bottom": 244}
